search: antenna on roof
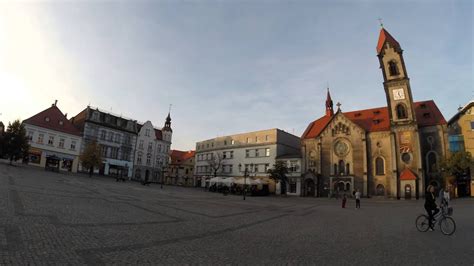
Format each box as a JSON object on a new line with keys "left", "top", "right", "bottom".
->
{"left": 378, "top": 18, "right": 384, "bottom": 28}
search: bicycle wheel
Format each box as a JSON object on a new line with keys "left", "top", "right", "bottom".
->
{"left": 416, "top": 215, "right": 430, "bottom": 232}
{"left": 439, "top": 217, "right": 456, "bottom": 236}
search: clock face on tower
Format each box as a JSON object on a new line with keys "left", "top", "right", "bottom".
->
{"left": 393, "top": 88, "right": 405, "bottom": 100}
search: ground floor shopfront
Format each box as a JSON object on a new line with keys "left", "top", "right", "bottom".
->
{"left": 27, "top": 147, "right": 79, "bottom": 173}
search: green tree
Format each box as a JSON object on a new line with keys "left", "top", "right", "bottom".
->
{"left": 440, "top": 151, "right": 473, "bottom": 180}
{"left": 3, "top": 120, "right": 30, "bottom": 165}
{"left": 267, "top": 161, "right": 289, "bottom": 195}
{"left": 79, "top": 141, "right": 103, "bottom": 177}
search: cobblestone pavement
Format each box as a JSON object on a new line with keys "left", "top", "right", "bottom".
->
{"left": 1, "top": 161, "right": 473, "bottom": 265}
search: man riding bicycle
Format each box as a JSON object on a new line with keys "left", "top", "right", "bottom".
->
{"left": 424, "top": 185, "right": 439, "bottom": 231}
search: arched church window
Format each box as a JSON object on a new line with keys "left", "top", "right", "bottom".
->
{"left": 427, "top": 152, "right": 438, "bottom": 173}
{"left": 396, "top": 104, "right": 408, "bottom": 119}
{"left": 388, "top": 61, "right": 399, "bottom": 76}
{"left": 346, "top": 163, "right": 350, "bottom": 175}
{"left": 338, "top": 160, "right": 345, "bottom": 175}
{"left": 375, "top": 157, "right": 385, "bottom": 175}
{"left": 333, "top": 164, "right": 338, "bottom": 175}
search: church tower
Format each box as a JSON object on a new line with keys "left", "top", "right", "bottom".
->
{"left": 377, "top": 27, "right": 416, "bottom": 125}
{"left": 377, "top": 26, "right": 423, "bottom": 199}
{"left": 325, "top": 88, "right": 334, "bottom": 117}
{"left": 162, "top": 112, "right": 173, "bottom": 143}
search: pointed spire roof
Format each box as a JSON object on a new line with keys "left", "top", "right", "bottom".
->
{"left": 162, "top": 112, "right": 172, "bottom": 132}
{"left": 400, "top": 168, "right": 417, "bottom": 180}
{"left": 325, "top": 88, "right": 334, "bottom": 117}
{"left": 376, "top": 28, "right": 401, "bottom": 54}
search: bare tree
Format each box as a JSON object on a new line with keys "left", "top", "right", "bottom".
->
{"left": 207, "top": 151, "right": 226, "bottom": 178}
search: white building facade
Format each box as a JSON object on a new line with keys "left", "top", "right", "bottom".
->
{"left": 133, "top": 116, "right": 172, "bottom": 182}
{"left": 194, "top": 128, "right": 300, "bottom": 192}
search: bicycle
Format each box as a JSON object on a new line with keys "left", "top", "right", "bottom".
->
{"left": 415, "top": 203, "right": 456, "bottom": 235}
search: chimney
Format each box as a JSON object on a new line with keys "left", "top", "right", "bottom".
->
{"left": 64, "top": 113, "right": 68, "bottom": 118}
{"left": 54, "top": 100, "right": 58, "bottom": 106}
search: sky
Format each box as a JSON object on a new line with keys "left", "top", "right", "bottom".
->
{"left": 0, "top": 0, "right": 472, "bottom": 150}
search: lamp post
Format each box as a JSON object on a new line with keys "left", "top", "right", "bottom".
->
{"left": 239, "top": 163, "right": 253, "bottom": 200}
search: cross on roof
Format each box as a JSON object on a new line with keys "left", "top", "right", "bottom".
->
{"left": 378, "top": 18, "right": 384, "bottom": 28}
{"left": 336, "top": 102, "right": 342, "bottom": 109}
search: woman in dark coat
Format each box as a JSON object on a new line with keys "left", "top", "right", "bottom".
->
{"left": 424, "top": 185, "right": 439, "bottom": 231}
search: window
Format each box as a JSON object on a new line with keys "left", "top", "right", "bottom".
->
{"left": 265, "top": 135, "right": 269, "bottom": 141}
{"left": 110, "top": 147, "right": 119, "bottom": 159}
{"left": 264, "top": 164, "right": 270, "bottom": 172}
{"left": 37, "top": 134, "right": 44, "bottom": 144}
{"left": 158, "top": 144, "right": 162, "bottom": 152}
{"left": 255, "top": 149, "right": 260, "bottom": 157}
{"left": 139, "top": 140, "right": 144, "bottom": 149}
{"left": 101, "top": 146, "right": 108, "bottom": 157}
{"left": 265, "top": 148, "right": 270, "bottom": 157}
{"left": 427, "top": 152, "right": 438, "bottom": 173}
{"left": 254, "top": 164, "right": 259, "bottom": 173}
{"left": 230, "top": 151, "right": 234, "bottom": 158}
{"left": 231, "top": 140, "right": 235, "bottom": 145}
{"left": 346, "top": 163, "right": 350, "bottom": 175}
{"left": 245, "top": 150, "right": 250, "bottom": 158}
{"left": 45, "top": 117, "right": 50, "bottom": 122}
{"left": 124, "top": 135, "right": 131, "bottom": 145}
{"left": 396, "top": 104, "right": 408, "bottom": 119}
{"left": 48, "top": 136, "right": 54, "bottom": 145}
{"left": 70, "top": 141, "right": 76, "bottom": 150}
{"left": 27, "top": 131, "right": 33, "bottom": 141}
{"left": 224, "top": 140, "right": 227, "bottom": 145}
{"left": 255, "top": 136, "right": 258, "bottom": 143}
{"left": 146, "top": 154, "right": 151, "bottom": 166}
{"left": 100, "top": 130, "right": 106, "bottom": 140}
{"left": 59, "top": 138, "right": 65, "bottom": 148}
{"left": 108, "top": 132, "right": 114, "bottom": 141}
{"left": 229, "top": 164, "right": 233, "bottom": 173}
{"left": 338, "top": 160, "right": 345, "bottom": 175}
{"left": 145, "top": 129, "right": 150, "bottom": 136}
{"left": 290, "top": 182, "right": 297, "bottom": 193}
{"left": 246, "top": 137, "right": 250, "bottom": 143}
{"left": 333, "top": 164, "right": 337, "bottom": 175}
{"left": 375, "top": 157, "right": 385, "bottom": 175}
{"left": 471, "top": 121, "right": 474, "bottom": 130}
{"left": 388, "top": 61, "right": 399, "bottom": 76}
{"left": 137, "top": 152, "right": 142, "bottom": 164}
{"left": 448, "top": 135, "right": 464, "bottom": 152}
{"left": 114, "top": 134, "right": 120, "bottom": 143}
{"left": 148, "top": 142, "right": 153, "bottom": 152}
{"left": 223, "top": 152, "right": 227, "bottom": 159}
{"left": 122, "top": 149, "right": 130, "bottom": 161}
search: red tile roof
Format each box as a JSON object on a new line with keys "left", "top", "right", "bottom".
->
{"left": 170, "top": 150, "right": 195, "bottom": 164}
{"left": 302, "top": 100, "right": 446, "bottom": 139}
{"left": 376, "top": 28, "right": 400, "bottom": 54}
{"left": 23, "top": 105, "right": 82, "bottom": 136}
{"left": 400, "top": 168, "right": 417, "bottom": 180}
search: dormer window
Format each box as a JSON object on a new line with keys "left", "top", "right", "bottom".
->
{"left": 59, "top": 121, "right": 64, "bottom": 126}
{"left": 388, "top": 61, "right": 399, "bottom": 76}
{"left": 45, "top": 117, "right": 50, "bottom": 122}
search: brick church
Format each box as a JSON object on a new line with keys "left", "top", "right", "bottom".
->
{"left": 301, "top": 27, "right": 448, "bottom": 199}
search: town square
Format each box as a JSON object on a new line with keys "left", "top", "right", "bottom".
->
{"left": 1, "top": 162, "right": 473, "bottom": 265}
{"left": 0, "top": 1, "right": 472, "bottom": 265}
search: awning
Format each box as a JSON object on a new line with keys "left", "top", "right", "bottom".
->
{"left": 44, "top": 151, "right": 76, "bottom": 160}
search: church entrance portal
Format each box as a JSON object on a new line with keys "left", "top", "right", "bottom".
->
{"left": 304, "top": 179, "right": 315, "bottom": 197}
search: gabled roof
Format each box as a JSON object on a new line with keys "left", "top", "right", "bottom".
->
{"left": 23, "top": 105, "right": 82, "bottom": 136}
{"left": 447, "top": 100, "right": 474, "bottom": 125}
{"left": 302, "top": 100, "right": 447, "bottom": 140}
{"left": 400, "top": 168, "right": 417, "bottom": 180}
{"left": 376, "top": 28, "right": 401, "bottom": 54}
{"left": 170, "top": 150, "right": 195, "bottom": 164}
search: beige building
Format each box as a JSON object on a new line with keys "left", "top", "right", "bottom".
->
{"left": 167, "top": 150, "right": 195, "bottom": 186}
{"left": 23, "top": 102, "right": 83, "bottom": 173}
{"left": 194, "top": 128, "right": 300, "bottom": 192}
{"left": 301, "top": 27, "right": 448, "bottom": 199}
{"left": 447, "top": 101, "right": 474, "bottom": 197}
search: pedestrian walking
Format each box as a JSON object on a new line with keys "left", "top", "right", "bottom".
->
{"left": 355, "top": 189, "right": 361, "bottom": 209}
{"left": 342, "top": 194, "right": 347, "bottom": 208}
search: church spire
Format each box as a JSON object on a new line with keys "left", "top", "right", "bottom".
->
{"left": 163, "top": 112, "right": 172, "bottom": 132}
{"left": 376, "top": 27, "right": 401, "bottom": 55}
{"left": 325, "top": 88, "right": 334, "bottom": 116}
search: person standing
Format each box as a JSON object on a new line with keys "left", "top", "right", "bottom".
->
{"left": 355, "top": 189, "right": 361, "bottom": 209}
{"left": 342, "top": 194, "right": 347, "bottom": 208}
{"left": 424, "top": 185, "right": 439, "bottom": 231}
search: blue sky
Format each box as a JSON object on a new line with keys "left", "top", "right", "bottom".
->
{"left": 0, "top": 0, "right": 472, "bottom": 150}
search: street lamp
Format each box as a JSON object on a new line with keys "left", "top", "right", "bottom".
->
{"left": 238, "top": 163, "right": 253, "bottom": 200}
